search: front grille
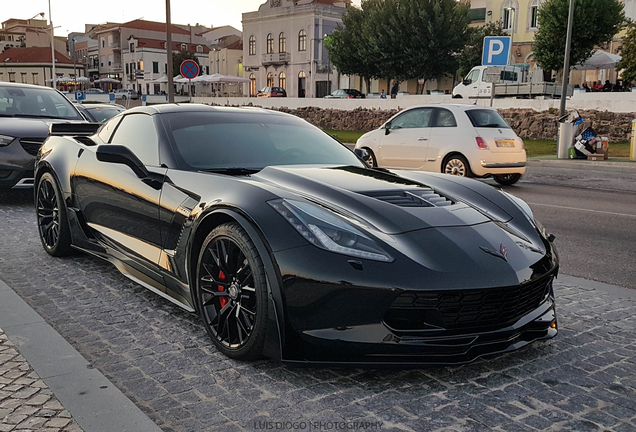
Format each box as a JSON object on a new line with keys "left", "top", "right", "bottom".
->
{"left": 361, "top": 189, "right": 454, "bottom": 207}
{"left": 385, "top": 275, "right": 553, "bottom": 332}
{"left": 20, "top": 138, "right": 46, "bottom": 156}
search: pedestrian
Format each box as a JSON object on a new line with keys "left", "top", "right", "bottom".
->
{"left": 582, "top": 82, "right": 591, "bottom": 92}
{"left": 390, "top": 82, "right": 398, "bottom": 99}
{"left": 380, "top": 89, "right": 386, "bottom": 99}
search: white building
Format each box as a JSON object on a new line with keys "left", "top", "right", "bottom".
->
{"left": 242, "top": 0, "right": 349, "bottom": 98}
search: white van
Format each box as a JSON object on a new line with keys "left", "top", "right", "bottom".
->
{"left": 452, "top": 65, "right": 523, "bottom": 99}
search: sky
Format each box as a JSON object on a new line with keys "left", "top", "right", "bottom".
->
{"left": 1, "top": 0, "right": 362, "bottom": 37}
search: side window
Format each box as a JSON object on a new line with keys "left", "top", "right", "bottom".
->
{"left": 97, "top": 116, "right": 123, "bottom": 143}
{"left": 464, "top": 69, "right": 479, "bottom": 85}
{"left": 433, "top": 109, "right": 457, "bottom": 127}
{"left": 391, "top": 108, "right": 433, "bottom": 129}
{"left": 109, "top": 114, "right": 160, "bottom": 166}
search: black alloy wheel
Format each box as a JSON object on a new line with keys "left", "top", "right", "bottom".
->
{"left": 36, "top": 173, "right": 73, "bottom": 256}
{"left": 196, "top": 223, "right": 268, "bottom": 360}
{"left": 493, "top": 173, "right": 522, "bottom": 186}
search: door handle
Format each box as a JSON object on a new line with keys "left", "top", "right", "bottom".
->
{"left": 418, "top": 137, "right": 428, "bottom": 141}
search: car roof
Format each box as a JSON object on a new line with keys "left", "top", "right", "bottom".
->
{"left": 402, "top": 103, "right": 497, "bottom": 112}
{"left": 121, "top": 103, "right": 292, "bottom": 118}
{"left": 0, "top": 82, "right": 59, "bottom": 92}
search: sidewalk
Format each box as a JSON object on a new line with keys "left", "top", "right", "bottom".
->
{"left": 0, "top": 279, "right": 161, "bottom": 432}
{"left": 528, "top": 156, "right": 636, "bottom": 173}
{"left": 0, "top": 328, "right": 82, "bottom": 432}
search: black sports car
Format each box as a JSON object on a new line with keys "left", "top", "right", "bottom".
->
{"left": 35, "top": 104, "right": 558, "bottom": 365}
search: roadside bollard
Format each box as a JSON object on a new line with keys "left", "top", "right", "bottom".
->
{"left": 632, "top": 120, "right": 636, "bottom": 161}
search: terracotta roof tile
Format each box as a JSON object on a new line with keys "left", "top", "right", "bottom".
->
{"left": 120, "top": 19, "right": 190, "bottom": 35}
{"left": 225, "top": 40, "right": 243, "bottom": 51}
{"left": 0, "top": 47, "right": 73, "bottom": 64}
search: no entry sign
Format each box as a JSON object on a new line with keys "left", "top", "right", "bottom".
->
{"left": 180, "top": 60, "right": 199, "bottom": 79}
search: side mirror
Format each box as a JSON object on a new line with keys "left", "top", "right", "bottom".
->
{"left": 463, "top": 79, "right": 471, "bottom": 86}
{"left": 96, "top": 145, "right": 149, "bottom": 179}
{"left": 384, "top": 122, "right": 391, "bottom": 135}
{"left": 354, "top": 148, "right": 373, "bottom": 167}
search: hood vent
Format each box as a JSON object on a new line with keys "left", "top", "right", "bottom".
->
{"left": 360, "top": 189, "right": 454, "bottom": 208}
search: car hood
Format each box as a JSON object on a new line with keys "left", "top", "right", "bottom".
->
{"left": 0, "top": 117, "right": 83, "bottom": 138}
{"left": 252, "top": 165, "right": 519, "bottom": 235}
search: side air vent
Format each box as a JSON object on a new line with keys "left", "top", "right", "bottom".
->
{"left": 20, "top": 138, "right": 46, "bottom": 156}
{"left": 360, "top": 189, "right": 454, "bottom": 208}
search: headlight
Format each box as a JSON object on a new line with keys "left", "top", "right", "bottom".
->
{"left": 269, "top": 199, "right": 394, "bottom": 262}
{"left": 0, "top": 135, "right": 15, "bottom": 147}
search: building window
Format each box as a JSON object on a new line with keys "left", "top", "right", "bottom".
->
{"left": 279, "top": 32, "right": 286, "bottom": 53}
{"left": 298, "top": 29, "right": 306, "bottom": 52}
{"left": 529, "top": 0, "right": 540, "bottom": 29}
{"left": 165, "top": 63, "right": 167, "bottom": 73}
{"left": 21, "top": 73, "right": 27, "bottom": 83}
{"left": 130, "top": 42, "right": 135, "bottom": 53}
{"left": 502, "top": 1, "right": 517, "bottom": 31}
{"left": 279, "top": 72, "right": 286, "bottom": 90}
{"left": 181, "top": 43, "right": 187, "bottom": 51}
{"left": 101, "top": 38, "right": 105, "bottom": 48}
{"left": 196, "top": 45, "right": 203, "bottom": 53}
{"left": 126, "top": 63, "right": 129, "bottom": 74}
{"left": 267, "top": 72, "right": 273, "bottom": 87}
{"left": 153, "top": 61, "right": 159, "bottom": 73}
{"left": 249, "top": 36, "right": 256, "bottom": 55}
{"left": 8, "top": 72, "right": 15, "bottom": 82}
{"left": 32, "top": 73, "right": 38, "bottom": 84}
{"left": 249, "top": 73, "right": 256, "bottom": 96}
{"left": 267, "top": 33, "right": 274, "bottom": 54}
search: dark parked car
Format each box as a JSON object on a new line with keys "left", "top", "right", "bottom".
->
{"left": 75, "top": 103, "right": 126, "bottom": 123}
{"left": 325, "top": 89, "right": 366, "bottom": 99}
{"left": 35, "top": 104, "right": 558, "bottom": 365}
{"left": 256, "top": 86, "right": 287, "bottom": 97}
{"left": 0, "top": 82, "right": 85, "bottom": 188}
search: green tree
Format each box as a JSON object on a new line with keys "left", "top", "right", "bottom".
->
{"left": 326, "top": 0, "right": 471, "bottom": 87}
{"left": 173, "top": 50, "right": 200, "bottom": 77}
{"left": 456, "top": 22, "right": 507, "bottom": 79}
{"left": 616, "top": 21, "right": 636, "bottom": 84}
{"left": 533, "top": 0, "right": 625, "bottom": 73}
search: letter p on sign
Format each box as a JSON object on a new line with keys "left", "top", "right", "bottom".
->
{"left": 482, "top": 36, "right": 512, "bottom": 66}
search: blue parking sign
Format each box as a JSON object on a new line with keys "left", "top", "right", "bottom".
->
{"left": 482, "top": 36, "right": 512, "bottom": 66}
{"left": 75, "top": 91, "right": 85, "bottom": 101}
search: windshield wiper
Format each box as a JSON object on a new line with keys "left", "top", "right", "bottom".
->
{"left": 201, "top": 167, "right": 261, "bottom": 175}
{"left": 14, "top": 114, "right": 74, "bottom": 120}
{"left": 480, "top": 123, "right": 506, "bottom": 128}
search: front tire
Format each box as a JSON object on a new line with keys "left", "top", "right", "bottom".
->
{"left": 36, "top": 173, "right": 73, "bottom": 256}
{"left": 493, "top": 173, "right": 522, "bottom": 185}
{"left": 195, "top": 223, "right": 268, "bottom": 360}
{"left": 443, "top": 154, "right": 472, "bottom": 177}
{"left": 363, "top": 148, "right": 377, "bottom": 167}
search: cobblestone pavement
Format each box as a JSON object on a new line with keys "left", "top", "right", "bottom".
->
{"left": 1, "top": 189, "right": 635, "bottom": 432}
{"left": 0, "top": 328, "right": 82, "bottom": 432}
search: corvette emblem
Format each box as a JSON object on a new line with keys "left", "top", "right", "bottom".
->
{"left": 480, "top": 243, "right": 508, "bottom": 262}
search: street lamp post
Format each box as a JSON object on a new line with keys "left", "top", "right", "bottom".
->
{"left": 560, "top": 0, "right": 575, "bottom": 116}
{"left": 166, "top": 0, "right": 174, "bottom": 103}
{"left": 48, "top": 0, "right": 56, "bottom": 89}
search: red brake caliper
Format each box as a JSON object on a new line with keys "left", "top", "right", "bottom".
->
{"left": 218, "top": 270, "right": 228, "bottom": 308}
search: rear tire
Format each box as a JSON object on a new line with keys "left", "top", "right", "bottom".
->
{"left": 443, "top": 154, "right": 472, "bottom": 177}
{"left": 36, "top": 173, "right": 73, "bottom": 256}
{"left": 195, "top": 223, "right": 268, "bottom": 360}
{"left": 493, "top": 173, "right": 522, "bottom": 185}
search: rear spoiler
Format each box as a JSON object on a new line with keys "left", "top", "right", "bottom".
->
{"left": 49, "top": 123, "right": 101, "bottom": 136}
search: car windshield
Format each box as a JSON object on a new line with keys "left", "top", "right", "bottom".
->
{"left": 165, "top": 111, "right": 364, "bottom": 171}
{"left": 465, "top": 109, "right": 511, "bottom": 129}
{"left": 0, "top": 85, "right": 83, "bottom": 120}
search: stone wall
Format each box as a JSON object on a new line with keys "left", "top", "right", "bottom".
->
{"left": 273, "top": 106, "right": 636, "bottom": 142}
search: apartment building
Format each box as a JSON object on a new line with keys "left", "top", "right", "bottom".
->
{"left": 242, "top": 0, "right": 349, "bottom": 98}
{"left": 0, "top": 47, "right": 82, "bottom": 85}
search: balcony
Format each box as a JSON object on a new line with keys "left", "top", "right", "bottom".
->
{"left": 262, "top": 52, "right": 291, "bottom": 66}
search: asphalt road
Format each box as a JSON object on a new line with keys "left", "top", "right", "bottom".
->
{"left": 491, "top": 163, "right": 636, "bottom": 290}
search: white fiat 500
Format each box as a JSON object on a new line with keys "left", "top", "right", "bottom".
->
{"left": 354, "top": 104, "right": 526, "bottom": 185}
